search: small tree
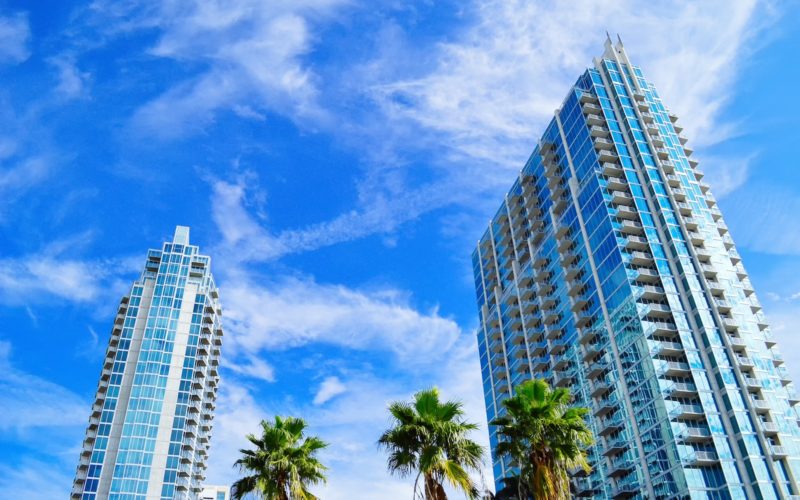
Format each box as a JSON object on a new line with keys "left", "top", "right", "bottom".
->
{"left": 491, "top": 379, "right": 592, "bottom": 500}
{"left": 232, "top": 416, "right": 327, "bottom": 500}
{"left": 379, "top": 387, "right": 485, "bottom": 500}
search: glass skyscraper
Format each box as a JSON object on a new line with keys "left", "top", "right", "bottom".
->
{"left": 473, "top": 39, "right": 800, "bottom": 498}
{"left": 72, "top": 226, "right": 224, "bottom": 500}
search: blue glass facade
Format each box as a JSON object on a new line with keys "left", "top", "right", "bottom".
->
{"left": 474, "top": 40, "right": 800, "bottom": 498}
{"left": 72, "top": 227, "right": 223, "bottom": 500}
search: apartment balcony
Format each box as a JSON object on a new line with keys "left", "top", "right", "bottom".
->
{"left": 663, "top": 381, "right": 697, "bottom": 398}
{"left": 687, "top": 230, "right": 703, "bottom": 245}
{"left": 658, "top": 361, "right": 691, "bottom": 377}
{"left": 637, "top": 284, "right": 665, "bottom": 301}
{"left": 610, "top": 190, "right": 634, "bottom": 206}
{"left": 602, "top": 162, "right": 623, "bottom": 176}
{"left": 593, "top": 394, "right": 620, "bottom": 417}
{"left": 598, "top": 150, "right": 620, "bottom": 163}
{"left": 643, "top": 302, "right": 672, "bottom": 319}
{"left": 665, "top": 174, "right": 681, "bottom": 188}
{"left": 550, "top": 337, "right": 569, "bottom": 355}
{"left": 670, "top": 403, "right": 705, "bottom": 419}
{"left": 606, "top": 456, "right": 634, "bottom": 477}
{"left": 531, "top": 356, "right": 549, "bottom": 372}
{"left": 683, "top": 450, "right": 718, "bottom": 466}
{"left": 770, "top": 445, "right": 788, "bottom": 458}
{"left": 706, "top": 280, "right": 724, "bottom": 296}
{"left": 603, "top": 434, "right": 629, "bottom": 457}
{"left": 589, "top": 125, "right": 611, "bottom": 138}
{"left": 598, "top": 413, "right": 625, "bottom": 436}
{"left": 587, "top": 360, "right": 609, "bottom": 378}
{"left": 573, "top": 477, "right": 597, "bottom": 497}
{"left": 646, "top": 321, "right": 679, "bottom": 337}
{"left": 650, "top": 340, "right": 684, "bottom": 357}
{"left": 591, "top": 380, "right": 612, "bottom": 397}
{"left": 619, "top": 220, "right": 644, "bottom": 235}
{"left": 587, "top": 113, "right": 605, "bottom": 126}
{"left": 554, "top": 369, "right": 577, "bottom": 388}
{"left": 594, "top": 137, "right": 615, "bottom": 151}
{"left": 682, "top": 215, "right": 698, "bottom": 229}
{"left": 760, "top": 421, "right": 779, "bottom": 436}
{"left": 721, "top": 317, "right": 739, "bottom": 333}
{"left": 661, "top": 159, "right": 675, "bottom": 173}
{"left": 714, "top": 298, "right": 731, "bottom": 313}
{"left": 614, "top": 205, "right": 638, "bottom": 220}
{"left": 743, "top": 376, "right": 761, "bottom": 390}
{"left": 675, "top": 425, "right": 712, "bottom": 443}
{"left": 752, "top": 400, "right": 771, "bottom": 413}
{"left": 675, "top": 202, "right": 692, "bottom": 217}
{"left": 737, "top": 356, "right": 754, "bottom": 368}
{"left": 579, "top": 328, "right": 598, "bottom": 345}
{"left": 611, "top": 482, "right": 639, "bottom": 499}
{"left": 528, "top": 340, "right": 547, "bottom": 356}
{"left": 583, "top": 343, "right": 602, "bottom": 361}
{"left": 624, "top": 235, "right": 649, "bottom": 250}
{"left": 575, "top": 310, "right": 594, "bottom": 328}
{"left": 630, "top": 267, "right": 660, "bottom": 283}
{"left": 639, "top": 111, "right": 655, "bottom": 123}
{"left": 728, "top": 336, "right": 747, "bottom": 353}
{"left": 654, "top": 147, "right": 670, "bottom": 159}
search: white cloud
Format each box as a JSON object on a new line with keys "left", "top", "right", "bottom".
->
{"left": 0, "top": 458, "right": 77, "bottom": 500}
{"left": 697, "top": 154, "right": 753, "bottom": 199}
{"left": 209, "top": 175, "right": 446, "bottom": 262}
{"left": 221, "top": 274, "right": 461, "bottom": 363}
{"left": 49, "top": 54, "right": 91, "bottom": 99}
{"left": 0, "top": 12, "right": 30, "bottom": 65}
{"left": 313, "top": 376, "right": 346, "bottom": 405}
{"left": 225, "top": 353, "right": 275, "bottom": 382}
{"left": 87, "top": 0, "right": 349, "bottom": 138}
{"left": 369, "top": 0, "right": 767, "bottom": 169}
{"left": 0, "top": 236, "right": 138, "bottom": 306}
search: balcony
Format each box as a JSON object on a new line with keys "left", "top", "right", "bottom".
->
{"left": 587, "top": 360, "right": 609, "bottom": 378}
{"left": 603, "top": 435, "right": 629, "bottom": 456}
{"left": 591, "top": 380, "right": 612, "bottom": 397}
{"left": 743, "top": 376, "right": 761, "bottom": 390}
{"left": 658, "top": 361, "right": 691, "bottom": 376}
{"left": 663, "top": 381, "right": 697, "bottom": 398}
{"left": 651, "top": 340, "right": 683, "bottom": 357}
{"left": 760, "top": 421, "right": 779, "bottom": 436}
{"left": 594, "top": 137, "right": 615, "bottom": 151}
{"left": 670, "top": 403, "right": 704, "bottom": 419}
{"left": 683, "top": 450, "right": 718, "bottom": 466}
{"left": 675, "top": 426, "right": 711, "bottom": 442}
{"left": 598, "top": 413, "right": 625, "bottom": 436}
{"left": 619, "top": 220, "right": 644, "bottom": 235}
{"left": 606, "top": 456, "right": 634, "bottom": 477}
{"left": 611, "top": 481, "right": 638, "bottom": 498}
{"left": 602, "top": 162, "right": 623, "bottom": 176}
{"left": 770, "top": 445, "right": 788, "bottom": 458}
{"left": 637, "top": 284, "right": 665, "bottom": 300}
{"left": 610, "top": 190, "right": 634, "bottom": 206}
{"left": 593, "top": 394, "right": 620, "bottom": 417}
{"left": 586, "top": 113, "right": 605, "bottom": 126}
{"left": 589, "top": 125, "right": 610, "bottom": 138}
{"left": 582, "top": 101, "right": 602, "bottom": 114}
{"left": 614, "top": 205, "right": 638, "bottom": 220}
{"left": 624, "top": 235, "right": 649, "bottom": 250}
{"left": 752, "top": 400, "right": 770, "bottom": 413}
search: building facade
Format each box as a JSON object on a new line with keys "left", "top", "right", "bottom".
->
{"left": 473, "top": 39, "right": 800, "bottom": 498}
{"left": 72, "top": 226, "right": 224, "bottom": 500}
{"left": 199, "top": 485, "right": 229, "bottom": 500}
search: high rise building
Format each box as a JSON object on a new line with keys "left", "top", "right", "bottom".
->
{"left": 72, "top": 226, "right": 224, "bottom": 500}
{"left": 473, "top": 39, "right": 800, "bottom": 498}
{"left": 199, "top": 485, "right": 230, "bottom": 500}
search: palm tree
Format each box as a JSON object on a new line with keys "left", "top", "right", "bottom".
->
{"left": 232, "top": 416, "right": 328, "bottom": 500}
{"left": 378, "top": 387, "right": 485, "bottom": 500}
{"left": 491, "top": 379, "right": 593, "bottom": 500}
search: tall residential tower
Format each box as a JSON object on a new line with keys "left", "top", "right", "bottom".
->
{"left": 72, "top": 226, "right": 224, "bottom": 500}
{"left": 473, "top": 39, "right": 800, "bottom": 498}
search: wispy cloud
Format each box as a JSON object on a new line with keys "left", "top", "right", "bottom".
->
{"left": 48, "top": 54, "right": 91, "bottom": 99}
{"left": 0, "top": 236, "right": 138, "bottom": 306}
{"left": 85, "top": 0, "right": 350, "bottom": 138}
{"left": 0, "top": 12, "right": 31, "bottom": 65}
{"left": 221, "top": 273, "right": 461, "bottom": 363}
{"left": 313, "top": 376, "right": 346, "bottom": 405}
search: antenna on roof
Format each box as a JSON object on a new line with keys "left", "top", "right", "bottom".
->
{"left": 617, "top": 33, "right": 624, "bottom": 45}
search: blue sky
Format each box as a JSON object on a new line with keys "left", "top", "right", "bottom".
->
{"left": 1, "top": 1, "right": 800, "bottom": 498}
